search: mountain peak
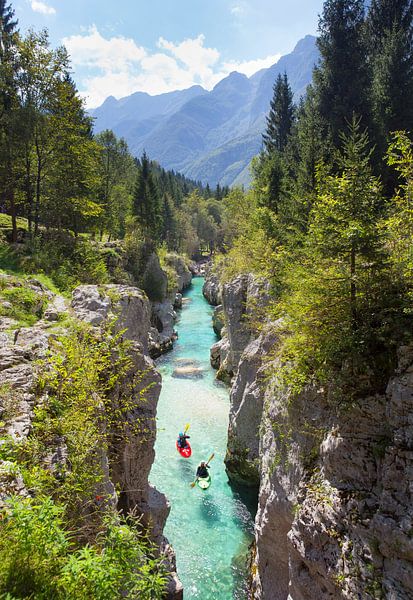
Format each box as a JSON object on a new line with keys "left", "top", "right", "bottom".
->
{"left": 292, "top": 34, "right": 317, "bottom": 54}
{"left": 212, "top": 70, "right": 249, "bottom": 93}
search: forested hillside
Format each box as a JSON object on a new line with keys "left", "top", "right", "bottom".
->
{"left": 0, "top": 1, "right": 230, "bottom": 293}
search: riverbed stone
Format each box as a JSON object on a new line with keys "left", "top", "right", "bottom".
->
{"left": 172, "top": 366, "right": 204, "bottom": 379}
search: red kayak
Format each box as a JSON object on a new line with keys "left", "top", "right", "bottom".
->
{"left": 176, "top": 440, "right": 192, "bottom": 458}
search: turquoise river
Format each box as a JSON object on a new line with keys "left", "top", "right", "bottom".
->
{"left": 150, "top": 277, "right": 255, "bottom": 599}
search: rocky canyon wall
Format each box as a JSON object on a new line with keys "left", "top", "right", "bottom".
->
{"left": 204, "top": 269, "right": 413, "bottom": 600}
{"left": 0, "top": 275, "right": 183, "bottom": 598}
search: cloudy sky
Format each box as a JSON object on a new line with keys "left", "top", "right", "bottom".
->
{"left": 15, "top": 0, "right": 324, "bottom": 108}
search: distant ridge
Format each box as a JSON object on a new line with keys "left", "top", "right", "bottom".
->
{"left": 90, "top": 35, "right": 319, "bottom": 187}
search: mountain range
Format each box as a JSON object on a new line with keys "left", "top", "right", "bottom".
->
{"left": 90, "top": 35, "right": 319, "bottom": 187}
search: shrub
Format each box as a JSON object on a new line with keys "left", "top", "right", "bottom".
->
{"left": 0, "top": 497, "right": 167, "bottom": 600}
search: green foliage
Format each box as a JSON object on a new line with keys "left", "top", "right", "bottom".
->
{"left": 22, "top": 233, "right": 109, "bottom": 291}
{"left": 133, "top": 152, "right": 163, "bottom": 242}
{"left": 273, "top": 122, "right": 407, "bottom": 398}
{"left": 384, "top": 131, "right": 413, "bottom": 287}
{"left": 0, "top": 275, "right": 45, "bottom": 326}
{"left": 0, "top": 496, "right": 166, "bottom": 600}
{"left": 0, "top": 214, "right": 28, "bottom": 231}
{"left": 314, "top": 0, "right": 370, "bottom": 146}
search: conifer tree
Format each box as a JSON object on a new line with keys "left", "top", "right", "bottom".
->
{"left": 133, "top": 152, "right": 162, "bottom": 242}
{"left": 367, "top": 0, "right": 413, "bottom": 180}
{"left": 0, "top": 0, "right": 19, "bottom": 241}
{"left": 314, "top": 0, "right": 369, "bottom": 146}
{"left": 262, "top": 72, "right": 294, "bottom": 154}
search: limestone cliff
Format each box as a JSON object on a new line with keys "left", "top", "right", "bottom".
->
{"left": 149, "top": 253, "right": 193, "bottom": 358}
{"left": 0, "top": 277, "right": 182, "bottom": 599}
{"left": 205, "top": 269, "right": 413, "bottom": 599}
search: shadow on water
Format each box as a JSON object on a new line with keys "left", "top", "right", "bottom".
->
{"left": 231, "top": 541, "right": 252, "bottom": 600}
{"left": 197, "top": 494, "right": 222, "bottom": 525}
{"left": 178, "top": 457, "right": 195, "bottom": 481}
{"left": 228, "top": 480, "right": 259, "bottom": 522}
{"left": 226, "top": 481, "right": 258, "bottom": 598}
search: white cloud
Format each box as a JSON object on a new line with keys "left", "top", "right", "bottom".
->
{"left": 230, "top": 2, "right": 248, "bottom": 17}
{"left": 63, "top": 26, "right": 146, "bottom": 73}
{"left": 231, "top": 5, "right": 244, "bottom": 15}
{"left": 62, "top": 26, "right": 280, "bottom": 108}
{"left": 223, "top": 53, "right": 281, "bottom": 77}
{"left": 30, "top": 0, "right": 56, "bottom": 15}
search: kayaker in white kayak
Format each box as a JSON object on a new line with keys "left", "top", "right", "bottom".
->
{"left": 196, "top": 461, "right": 210, "bottom": 478}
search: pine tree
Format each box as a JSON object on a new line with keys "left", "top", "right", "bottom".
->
{"left": 262, "top": 72, "right": 294, "bottom": 154}
{"left": 45, "top": 75, "right": 101, "bottom": 234}
{"left": 367, "top": 0, "right": 413, "bottom": 47}
{"left": 367, "top": 0, "right": 413, "bottom": 187}
{"left": 133, "top": 152, "right": 162, "bottom": 242}
{"left": 0, "top": 0, "right": 19, "bottom": 241}
{"left": 311, "top": 117, "right": 383, "bottom": 327}
{"left": 314, "top": 0, "right": 369, "bottom": 147}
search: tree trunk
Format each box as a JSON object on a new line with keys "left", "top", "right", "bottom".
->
{"left": 25, "top": 152, "right": 33, "bottom": 234}
{"left": 350, "top": 243, "right": 357, "bottom": 330}
{"left": 6, "top": 147, "right": 17, "bottom": 243}
{"left": 34, "top": 138, "right": 43, "bottom": 236}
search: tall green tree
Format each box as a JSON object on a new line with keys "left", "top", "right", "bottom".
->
{"left": 17, "top": 29, "right": 68, "bottom": 233}
{"left": 314, "top": 0, "right": 369, "bottom": 146}
{"left": 45, "top": 75, "right": 101, "bottom": 234}
{"left": 367, "top": 0, "right": 413, "bottom": 187}
{"left": 95, "top": 129, "right": 134, "bottom": 240}
{"left": 0, "top": 0, "right": 20, "bottom": 241}
{"left": 262, "top": 72, "right": 295, "bottom": 154}
{"left": 310, "top": 118, "right": 383, "bottom": 327}
{"left": 133, "top": 152, "right": 162, "bottom": 242}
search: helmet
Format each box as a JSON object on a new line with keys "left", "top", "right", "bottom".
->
{"left": 179, "top": 432, "right": 184, "bottom": 437}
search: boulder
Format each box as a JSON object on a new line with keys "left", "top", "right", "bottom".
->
{"left": 174, "top": 293, "right": 183, "bottom": 309}
{"left": 141, "top": 252, "right": 168, "bottom": 302}
{"left": 172, "top": 366, "right": 204, "bottom": 379}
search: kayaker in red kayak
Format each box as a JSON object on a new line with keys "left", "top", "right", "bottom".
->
{"left": 177, "top": 431, "right": 190, "bottom": 449}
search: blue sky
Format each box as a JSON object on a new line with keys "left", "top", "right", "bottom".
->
{"left": 15, "top": 0, "right": 324, "bottom": 107}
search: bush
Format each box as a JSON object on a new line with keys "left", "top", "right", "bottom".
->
{"left": 22, "top": 232, "right": 109, "bottom": 292}
{"left": 0, "top": 496, "right": 167, "bottom": 600}
{"left": 0, "top": 277, "right": 46, "bottom": 326}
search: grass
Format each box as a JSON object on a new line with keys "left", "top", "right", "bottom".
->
{"left": 0, "top": 279, "right": 46, "bottom": 326}
{"left": 0, "top": 214, "right": 28, "bottom": 231}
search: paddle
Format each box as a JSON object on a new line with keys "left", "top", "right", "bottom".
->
{"left": 184, "top": 423, "right": 190, "bottom": 433}
{"left": 190, "top": 452, "right": 215, "bottom": 488}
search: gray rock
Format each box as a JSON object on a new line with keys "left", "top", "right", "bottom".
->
{"left": 174, "top": 293, "right": 183, "bottom": 309}
{"left": 164, "top": 254, "right": 192, "bottom": 293}
{"left": 71, "top": 285, "right": 111, "bottom": 325}
{"left": 225, "top": 326, "right": 278, "bottom": 486}
{"left": 72, "top": 285, "right": 151, "bottom": 352}
{"left": 141, "top": 252, "right": 168, "bottom": 302}
{"left": 212, "top": 304, "right": 225, "bottom": 337}
{"left": 43, "top": 295, "right": 67, "bottom": 322}
{"left": 202, "top": 272, "right": 222, "bottom": 306}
